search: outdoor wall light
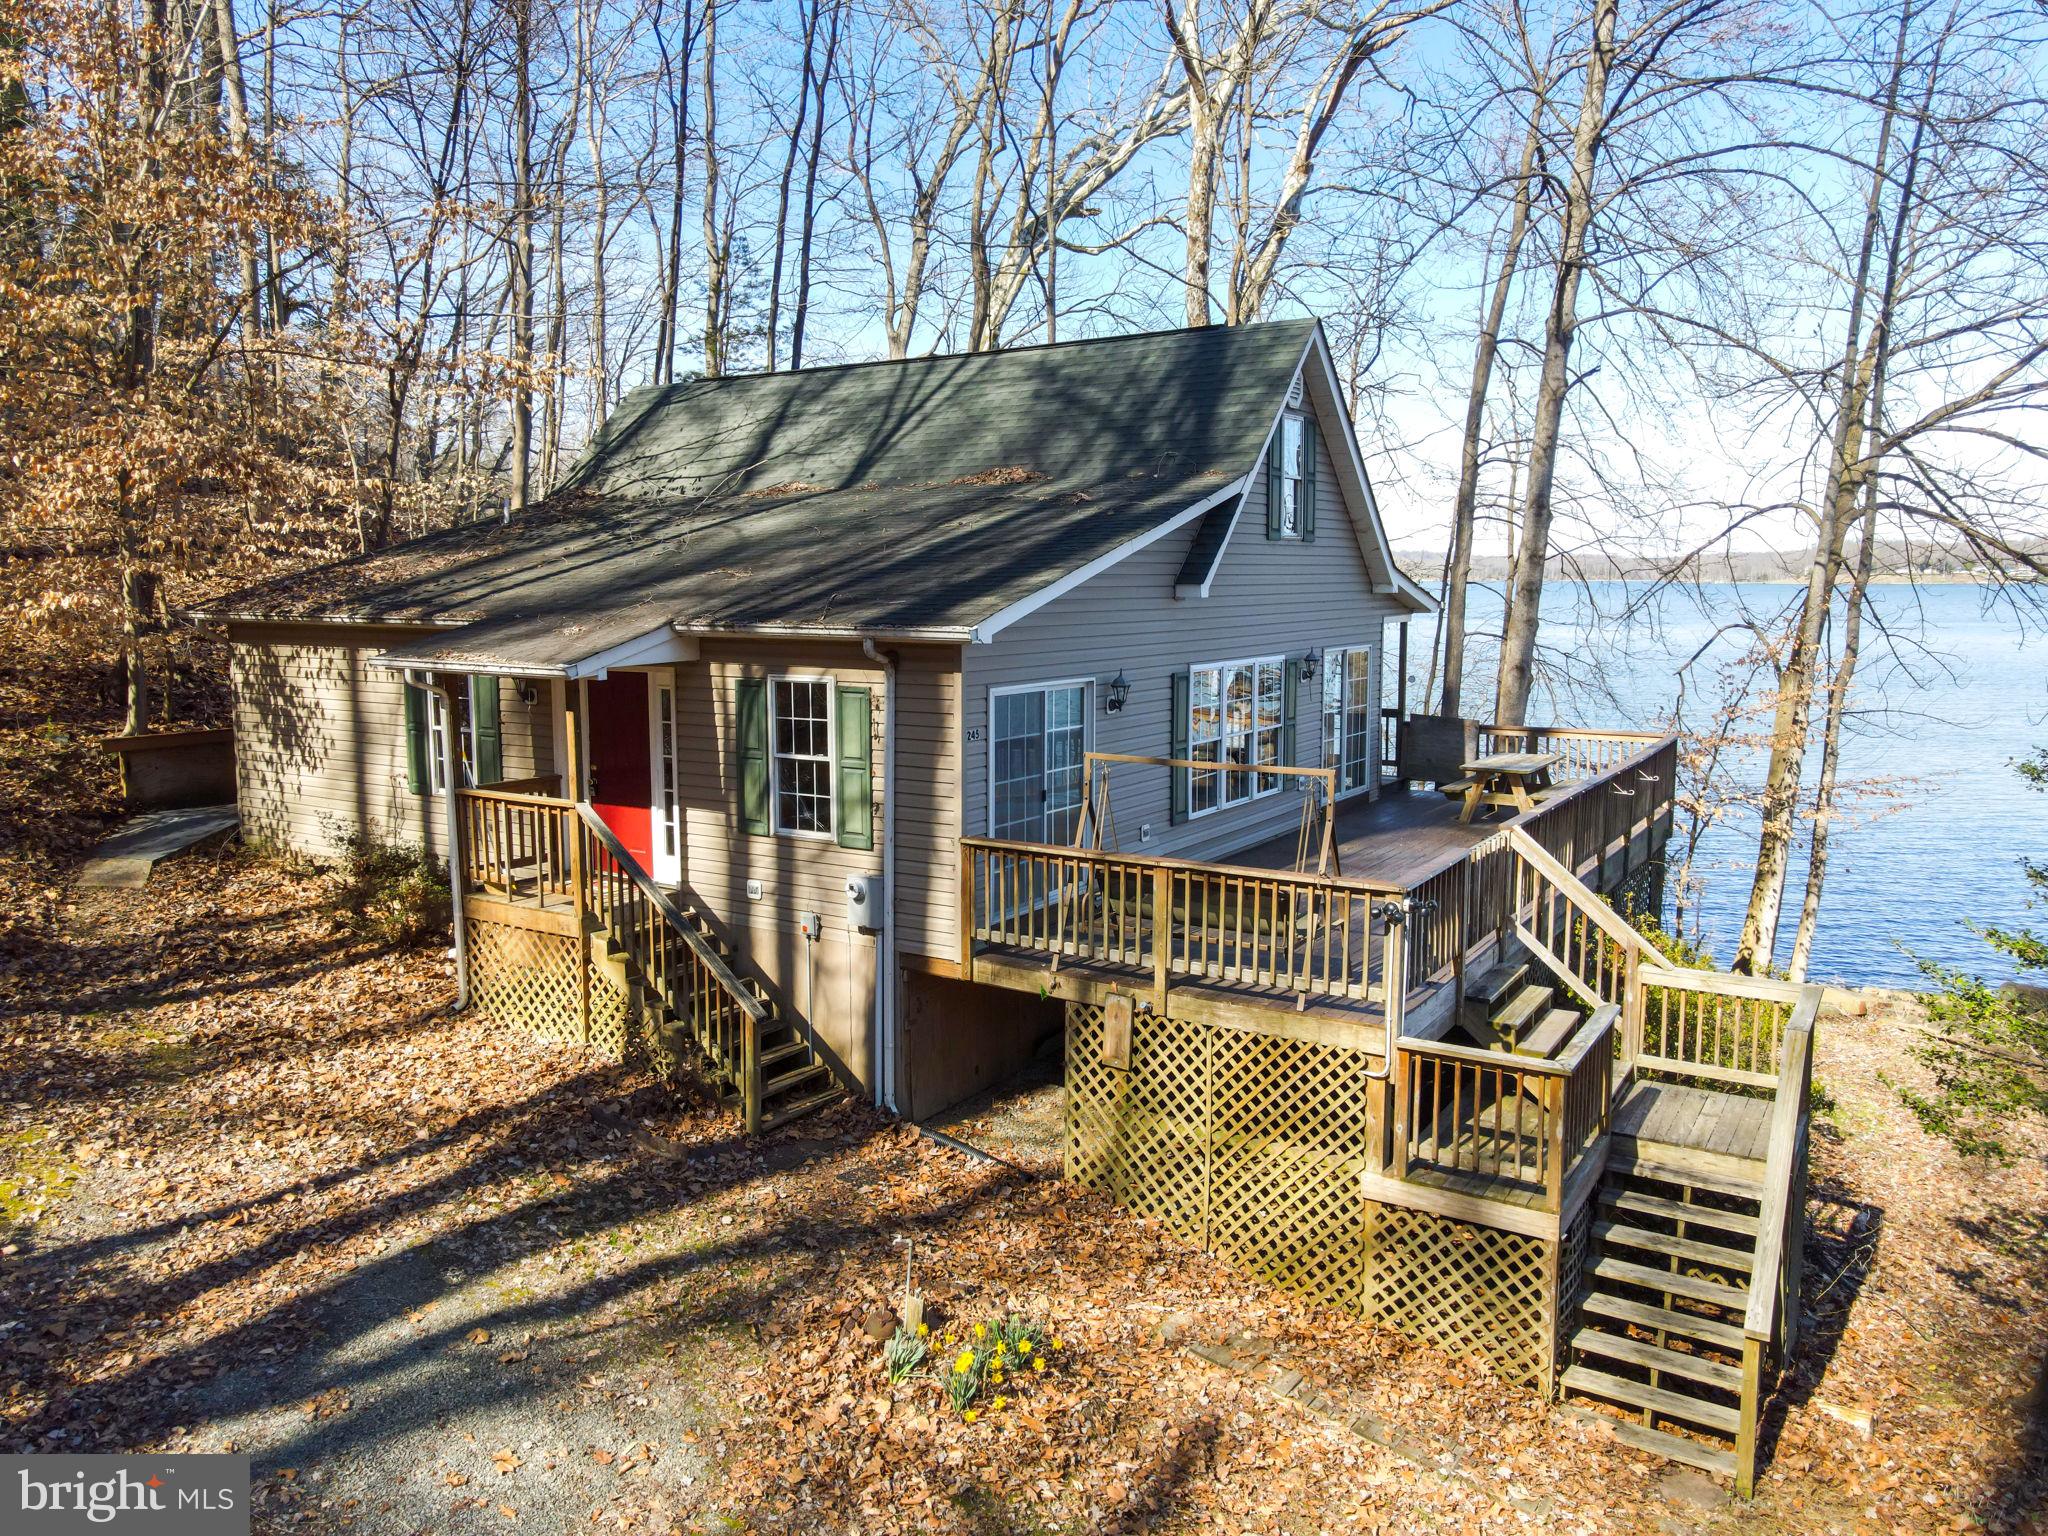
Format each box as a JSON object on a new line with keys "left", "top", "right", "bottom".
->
{"left": 1299, "top": 649, "right": 1323, "bottom": 682}
{"left": 1104, "top": 671, "right": 1132, "bottom": 715}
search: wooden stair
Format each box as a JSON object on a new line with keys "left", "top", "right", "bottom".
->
{"left": 593, "top": 916, "right": 845, "bottom": 1132}
{"left": 1561, "top": 1155, "right": 1764, "bottom": 1480}
{"left": 1462, "top": 961, "right": 1585, "bottom": 1059}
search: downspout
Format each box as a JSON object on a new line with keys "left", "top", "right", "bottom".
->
{"left": 863, "top": 638, "right": 899, "bottom": 1113}
{"left": 405, "top": 667, "right": 469, "bottom": 1011}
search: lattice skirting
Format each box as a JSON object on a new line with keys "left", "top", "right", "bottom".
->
{"left": 468, "top": 915, "right": 632, "bottom": 1062}
{"left": 1364, "top": 1204, "right": 1550, "bottom": 1387}
{"left": 1067, "top": 998, "right": 1557, "bottom": 1386}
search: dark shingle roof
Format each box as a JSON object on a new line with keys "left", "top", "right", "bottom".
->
{"left": 197, "top": 320, "right": 1318, "bottom": 656}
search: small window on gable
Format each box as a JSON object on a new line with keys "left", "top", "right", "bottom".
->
{"left": 1268, "top": 410, "right": 1316, "bottom": 541}
{"left": 1279, "top": 416, "right": 1304, "bottom": 537}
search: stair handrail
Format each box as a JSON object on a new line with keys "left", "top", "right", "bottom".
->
{"left": 1734, "top": 982, "right": 1821, "bottom": 1496}
{"left": 574, "top": 806, "right": 771, "bottom": 1126}
{"left": 1503, "top": 824, "right": 1652, "bottom": 965}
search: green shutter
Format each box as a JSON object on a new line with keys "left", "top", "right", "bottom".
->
{"left": 1283, "top": 664, "right": 1299, "bottom": 767}
{"left": 1300, "top": 420, "right": 1318, "bottom": 542}
{"left": 404, "top": 681, "right": 429, "bottom": 793}
{"left": 736, "top": 677, "right": 770, "bottom": 835}
{"left": 472, "top": 676, "right": 503, "bottom": 786}
{"left": 836, "top": 686, "right": 874, "bottom": 851}
{"left": 1170, "top": 670, "right": 1190, "bottom": 824}
{"left": 1266, "top": 429, "right": 1285, "bottom": 539}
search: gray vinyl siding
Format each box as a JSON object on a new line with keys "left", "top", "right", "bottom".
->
{"left": 228, "top": 623, "right": 553, "bottom": 859}
{"left": 960, "top": 383, "right": 1401, "bottom": 865}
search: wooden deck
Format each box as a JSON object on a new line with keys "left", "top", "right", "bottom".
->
{"left": 1613, "top": 1079, "right": 1773, "bottom": 1178}
{"left": 1227, "top": 784, "right": 1499, "bottom": 886}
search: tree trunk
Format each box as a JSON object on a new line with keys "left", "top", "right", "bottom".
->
{"left": 1732, "top": 2, "right": 1915, "bottom": 971}
{"left": 789, "top": 0, "right": 840, "bottom": 370}
{"left": 507, "top": 0, "right": 534, "bottom": 512}
{"left": 1493, "top": 0, "right": 1615, "bottom": 727}
{"left": 701, "top": 0, "right": 726, "bottom": 378}
{"left": 1442, "top": 91, "right": 1543, "bottom": 718}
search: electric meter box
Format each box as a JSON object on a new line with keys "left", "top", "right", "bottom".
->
{"left": 845, "top": 873, "right": 883, "bottom": 934}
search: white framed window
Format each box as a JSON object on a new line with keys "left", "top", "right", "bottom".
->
{"left": 1189, "top": 656, "right": 1285, "bottom": 816}
{"left": 1322, "top": 645, "right": 1374, "bottom": 795}
{"left": 989, "top": 680, "right": 1090, "bottom": 845}
{"left": 655, "top": 682, "right": 680, "bottom": 867}
{"left": 425, "top": 683, "right": 476, "bottom": 794}
{"left": 1278, "top": 414, "right": 1306, "bottom": 538}
{"left": 770, "top": 676, "right": 834, "bottom": 838}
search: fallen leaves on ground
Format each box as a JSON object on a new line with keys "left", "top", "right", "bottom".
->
{"left": 1, "top": 843, "right": 2043, "bottom": 1534}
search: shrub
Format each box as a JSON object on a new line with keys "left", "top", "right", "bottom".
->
{"left": 329, "top": 834, "right": 449, "bottom": 947}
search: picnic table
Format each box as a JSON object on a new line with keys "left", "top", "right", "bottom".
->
{"left": 1441, "top": 750, "right": 1563, "bottom": 824}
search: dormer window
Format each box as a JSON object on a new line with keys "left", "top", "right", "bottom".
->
{"left": 1267, "top": 410, "right": 1317, "bottom": 541}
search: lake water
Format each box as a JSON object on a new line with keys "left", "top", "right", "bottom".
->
{"left": 1403, "top": 581, "right": 2048, "bottom": 990}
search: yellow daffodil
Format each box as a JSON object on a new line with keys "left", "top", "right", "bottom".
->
{"left": 1051, "top": 1338, "right": 1063, "bottom": 1351}
{"left": 992, "top": 1396, "right": 1008, "bottom": 1411}
{"left": 1032, "top": 1358, "right": 1046, "bottom": 1373}
{"left": 991, "top": 1371, "right": 1005, "bottom": 1385}
{"left": 1017, "top": 1339, "right": 1032, "bottom": 1356}
{"left": 963, "top": 1409, "right": 978, "bottom": 1424}
{"left": 973, "top": 1323, "right": 987, "bottom": 1340}
{"left": 916, "top": 1323, "right": 928, "bottom": 1337}
{"left": 993, "top": 1343, "right": 1007, "bottom": 1357}
{"left": 954, "top": 1351, "right": 974, "bottom": 1374}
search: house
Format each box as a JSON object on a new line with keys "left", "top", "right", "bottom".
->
{"left": 195, "top": 318, "right": 1816, "bottom": 1495}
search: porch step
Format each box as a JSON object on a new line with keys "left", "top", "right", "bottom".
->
{"left": 1586, "top": 1255, "right": 1749, "bottom": 1311}
{"left": 1595, "top": 1220, "right": 1754, "bottom": 1275}
{"left": 1492, "top": 983, "right": 1553, "bottom": 1040}
{"left": 1569, "top": 1326, "right": 1743, "bottom": 1392}
{"left": 1599, "top": 1187, "right": 1760, "bottom": 1238}
{"left": 763, "top": 1062, "right": 832, "bottom": 1100}
{"left": 1578, "top": 1292, "right": 1747, "bottom": 1352}
{"left": 1610, "top": 1153, "right": 1764, "bottom": 1202}
{"left": 1514, "top": 1007, "right": 1582, "bottom": 1059}
{"left": 1560, "top": 1365, "right": 1741, "bottom": 1435}
{"left": 759, "top": 1040, "right": 814, "bottom": 1074}
{"left": 1559, "top": 1405, "right": 1737, "bottom": 1479}
{"left": 1467, "top": 961, "right": 1529, "bottom": 1010}
{"left": 759, "top": 1085, "right": 848, "bottom": 1132}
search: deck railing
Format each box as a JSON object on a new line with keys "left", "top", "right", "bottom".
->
{"left": 1736, "top": 986, "right": 1819, "bottom": 1497}
{"left": 458, "top": 787, "right": 575, "bottom": 908}
{"left": 1474, "top": 724, "right": 1668, "bottom": 784}
{"left": 453, "top": 788, "right": 772, "bottom": 1130}
{"left": 1638, "top": 965, "right": 1805, "bottom": 1092}
{"left": 960, "top": 836, "right": 1404, "bottom": 1010}
{"left": 576, "top": 809, "right": 771, "bottom": 1129}
{"left": 1391, "top": 1004, "right": 1615, "bottom": 1209}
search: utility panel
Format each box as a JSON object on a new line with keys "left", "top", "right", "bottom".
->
{"left": 845, "top": 873, "right": 882, "bottom": 934}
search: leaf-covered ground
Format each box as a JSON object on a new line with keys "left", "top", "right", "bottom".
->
{"left": 3, "top": 841, "right": 2044, "bottom": 1534}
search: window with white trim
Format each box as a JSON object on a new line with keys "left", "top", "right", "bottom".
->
{"left": 771, "top": 676, "right": 834, "bottom": 837}
{"left": 1322, "top": 646, "right": 1374, "bottom": 793}
{"left": 1277, "top": 414, "right": 1306, "bottom": 537}
{"left": 425, "top": 684, "right": 476, "bottom": 794}
{"left": 1189, "top": 657, "right": 1285, "bottom": 815}
{"left": 657, "top": 683, "right": 679, "bottom": 856}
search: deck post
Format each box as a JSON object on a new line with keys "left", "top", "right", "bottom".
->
{"left": 1152, "top": 863, "right": 1172, "bottom": 1016}
{"left": 1735, "top": 1336, "right": 1763, "bottom": 1497}
{"left": 958, "top": 842, "right": 976, "bottom": 982}
{"left": 565, "top": 691, "right": 591, "bottom": 1046}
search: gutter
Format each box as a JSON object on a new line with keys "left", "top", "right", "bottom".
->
{"left": 403, "top": 666, "right": 470, "bottom": 1012}
{"left": 862, "top": 637, "right": 900, "bottom": 1114}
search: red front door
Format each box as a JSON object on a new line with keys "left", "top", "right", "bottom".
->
{"left": 586, "top": 673, "right": 653, "bottom": 872}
